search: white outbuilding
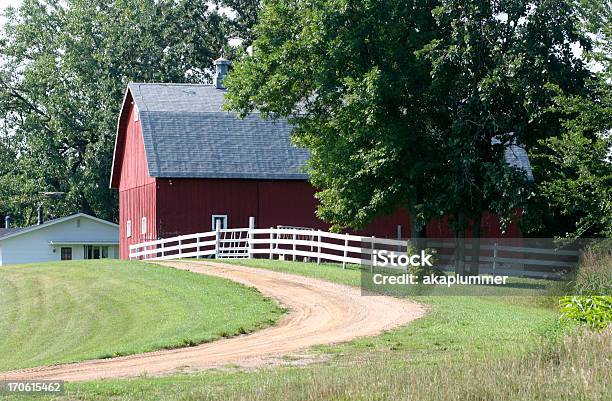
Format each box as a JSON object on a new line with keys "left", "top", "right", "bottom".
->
{"left": 0, "top": 213, "right": 119, "bottom": 266}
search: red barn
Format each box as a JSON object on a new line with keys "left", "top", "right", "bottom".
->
{"left": 110, "top": 58, "right": 526, "bottom": 259}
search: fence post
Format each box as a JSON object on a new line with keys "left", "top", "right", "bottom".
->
{"left": 269, "top": 227, "right": 274, "bottom": 260}
{"left": 178, "top": 238, "right": 182, "bottom": 259}
{"left": 248, "top": 216, "right": 255, "bottom": 259}
{"left": 343, "top": 234, "right": 348, "bottom": 269}
{"left": 371, "top": 236, "right": 375, "bottom": 273}
{"left": 196, "top": 236, "right": 200, "bottom": 259}
{"left": 317, "top": 229, "right": 321, "bottom": 265}
{"left": 492, "top": 242, "right": 498, "bottom": 276}
{"left": 293, "top": 232, "right": 297, "bottom": 261}
{"left": 397, "top": 225, "right": 402, "bottom": 252}
{"left": 215, "top": 220, "right": 221, "bottom": 259}
{"left": 161, "top": 241, "right": 165, "bottom": 259}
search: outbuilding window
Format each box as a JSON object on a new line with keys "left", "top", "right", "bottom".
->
{"left": 85, "top": 245, "right": 109, "bottom": 259}
{"left": 141, "top": 217, "right": 147, "bottom": 235}
{"left": 60, "top": 247, "right": 72, "bottom": 261}
{"left": 126, "top": 220, "right": 132, "bottom": 238}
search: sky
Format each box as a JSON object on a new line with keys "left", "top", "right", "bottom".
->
{"left": 0, "top": 0, "right": 20, "bottom": 25}
{"left": 0, "top": 0, "right": 20, "bottom": 11}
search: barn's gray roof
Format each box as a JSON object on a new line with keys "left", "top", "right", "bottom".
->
{"left": 128, "top": 83, "right": 309, "bottom": 180}
{"left": 491, "top": 136, "right": 534, "bottom": 182}
{"left": 125, "top": 83, "right": 533, "bottom": 182}
{"left": 504, "top": 144, "right": 534, "bottom": 182}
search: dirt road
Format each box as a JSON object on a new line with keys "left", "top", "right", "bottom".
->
{"left": 0, "top": 261, "right": 425, "bottom": 382}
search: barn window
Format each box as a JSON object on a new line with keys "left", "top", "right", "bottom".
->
{"left": 211, "top": 215, "right": 228, "bottom": 230}
{"left": 60, "top": 247, "right": 72, "bottom": 261}
{"left": 126, "top": 220, "right": 132, "bottom": 238}
{"left": 134, "top": 104, "right": 139, "bottom": 121}
{"left": 141, "top": 217, "right": 147, "bottom": 235}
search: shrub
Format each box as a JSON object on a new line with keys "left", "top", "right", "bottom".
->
{"left": 406, "top": 244, "right": 444, "bottom": 281}
{"left": 560, "top": 296, "right": 612, "bottom": 330}
{"left": 570, "top": 251, "right": 612, "bottom": 296}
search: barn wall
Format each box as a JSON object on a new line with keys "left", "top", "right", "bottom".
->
{"left": 255, "top": 181, "right": 327, "bottom": 230}
{"left": 154, "top": 178, "right": 522, "bottom": 242}
{"left": 116, "top": 101, "right": 158, "bottom": 258}
{"left": 426, "top": 213, "right": 522, "bottom": 238}
{"left": 257, "top": 181, "right": 411, "bottom": 238}
{"left": 156, "top": 178, "right": 411, "bottom": 238}
{"left": 156, "top": 179, "right": 259, "bottom": 237}
{"left": 119, "top": 183, "right": 157, "bottom": 258}
{"left": 118, "top": 103, "right": 155, "bottom": 191}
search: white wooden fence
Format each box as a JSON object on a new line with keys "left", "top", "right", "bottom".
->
{"left": 129, "top": 231, "right": 218, "bottom": 261}
{"left": 129, "top": 225, "right": 581, "bottom": 279}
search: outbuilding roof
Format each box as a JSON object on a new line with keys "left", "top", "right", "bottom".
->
{"left": 0, "top": 213, "right": 118, "bottom": 242}
{"left": 0, "top": 227, "right": 25, "bottom": 239}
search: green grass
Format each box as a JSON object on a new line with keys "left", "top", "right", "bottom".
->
{"left": 0, "top": 260, "right": 283, "bottom": 372}
{"left": 50, "top": 328, "right": 609, "bottom": 401}
{"left": 222, "top": 259, "right": 363, "bottom": 287}
{"left": 5, "top": 258, "right": 598, "bottom": 401}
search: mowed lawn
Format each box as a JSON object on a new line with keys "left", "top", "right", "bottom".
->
{"left": 8, "top": 259, "right": 607, "bottom": 401}
{"left": 0, "top": 260, "right": 283, "bottom": 372}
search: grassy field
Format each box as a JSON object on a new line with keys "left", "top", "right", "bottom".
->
{"left": 0, "top": 260, "right": 283, "bottom": 372}
{"left": 4, "top": 258, "right": 606, "bottom": 401}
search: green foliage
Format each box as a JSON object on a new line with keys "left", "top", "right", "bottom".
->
{"left": 215, "top": 0, "right": 261, "bottom": 47}
{"left": 224, "top": 0, "right": 442, "bottom": 232}
{"left": 225, "top": 0, "right": 592, "bottom": 241}
{"left": 574, "top": 0, "right": 611, "bottom": 75}
{"left": 406, "top": 244, "right": 444, "bottom": 281}
{"left": 559, "top": 250, "right": 612, "bottom": 330}
{"left": 523, "top": 0, "right": 612, "bottom": 238}
{"left": 570, "top": 251, "right": 612, "bottom": 296}
{"left": 419, "top": 0, "right": 591, "bottom": 234}
{"left": 560, "top": 296, "right": 612, "bottom": 330}
{"left": 0, "top": 0, "right": 233, "bottom": 225}
{"left": 526, "top": 81, "right": 612, "bottom": 237}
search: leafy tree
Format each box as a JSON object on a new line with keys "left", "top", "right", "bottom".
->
{"left": 0, "top": 0, "right": 229, "bottom": 225}
{"left": 527, "top": 82, "right": 612, "bottom": 238}
{"left": 224, "top": 0, "right": 441, "bottom": 241}
{"left": 524, "top": 0, "right": 612, "bottom": 238}
{"left": 225, "top": 0, "right": 592, "bottom": 274}
{"left": 215, "top": 0, "right": 261, "bottom": 47}
{"left": 417, "top": 0, "right": 592, "bottom": 273}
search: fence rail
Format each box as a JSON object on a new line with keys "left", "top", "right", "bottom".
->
{"left": 129, "top": 227, "right": 582, "bottom": 279}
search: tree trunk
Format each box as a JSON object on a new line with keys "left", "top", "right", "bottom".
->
{"left": 408, "top": 191, "right": 427, "bottom": 252}
{"left": 455, "top": 211, "right": 466, "bottom": 276}
{"left": 470, "top": 212, "right": 482, "bottom": 276}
